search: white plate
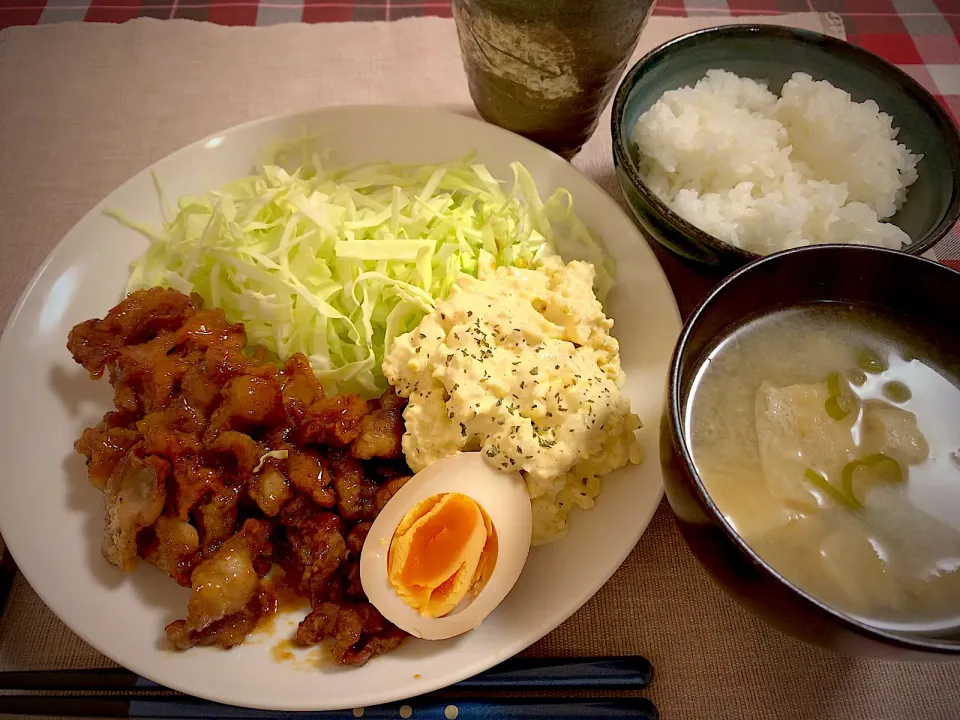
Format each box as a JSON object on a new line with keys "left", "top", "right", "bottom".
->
{"left": 0, "top": 106, "right": 680, "bottom": 711}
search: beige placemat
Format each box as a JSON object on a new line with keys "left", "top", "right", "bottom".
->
{"left": 1, "top": 12, "right": 958, "bottom": 720}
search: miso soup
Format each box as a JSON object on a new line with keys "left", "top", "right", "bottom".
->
{"left": 686, "top": 302, "right": 960, "bottom": 633}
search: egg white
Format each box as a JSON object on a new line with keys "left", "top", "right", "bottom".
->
{"left": 359, "top": 452, "right": 533, "bottom": 640}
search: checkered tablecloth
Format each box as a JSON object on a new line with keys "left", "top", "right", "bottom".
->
{"left": 1, "top": 1, "right": 957, "bottom": 128}
{"left": 2, "top": 0, "right": 957, "bottom": 113}
{"left": 0, "top": 0, "right": 957, "bottom": 124}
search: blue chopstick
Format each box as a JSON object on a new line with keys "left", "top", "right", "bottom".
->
{"left": 0, "top": 656, "right": 653, "bottom": 692}
{"left": 450, "top": 656, "right": 652, "bottom": 689}
{"left": 0, "top": 656, "right": 657, "bottom": 719}
{"left": 1, "top": 696, "right": 659, "bottom": 719}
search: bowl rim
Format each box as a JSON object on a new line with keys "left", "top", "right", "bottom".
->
{"left": 668, "top": 243, "right": 960, "bottom": 654}
{"left": 611, "top": 23, "right": 960, "bottom": 262}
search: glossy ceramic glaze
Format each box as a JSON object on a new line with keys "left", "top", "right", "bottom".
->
{"left": 0, "top": 106, "right": 682, "bottom": 710}
{"left": 662, "top": 244, "right": 960, "bottom": 659}
{"left": 612, "top": 25, "right": 960, "bottom": 270}
{"left": 454, "top": 0, "right": 654, "bottom": 159}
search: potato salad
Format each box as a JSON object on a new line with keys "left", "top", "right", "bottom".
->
{"left": 382, "top": 258, "right": 641, "bottom": 545}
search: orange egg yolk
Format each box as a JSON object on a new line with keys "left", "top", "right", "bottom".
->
{"left": 387, "top": 492, "right": 497, "bottom": 618}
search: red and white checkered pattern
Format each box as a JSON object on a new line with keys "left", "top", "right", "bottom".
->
{"left": 2, "top": 0, "right": 956, "bottom": 122}
{"left": 1, "top": 0, "right": 958, "bottom": 262}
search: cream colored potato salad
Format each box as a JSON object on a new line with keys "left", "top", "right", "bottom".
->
{"left": 383, "top": 258, "right": 641, "bottom": 545}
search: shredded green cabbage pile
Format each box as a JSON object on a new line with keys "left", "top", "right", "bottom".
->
{"left": 114, "top": 154, "right": 613, "bottom": 397}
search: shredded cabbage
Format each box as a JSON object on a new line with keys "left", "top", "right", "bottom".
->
{"left": 115, "top": 154, "right": 613, "bottom": 397}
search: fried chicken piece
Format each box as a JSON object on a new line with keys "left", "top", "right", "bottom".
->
{"left": 107, "top": 409, "right": 138, "bottom": 429}
{"left": 70, "top": 296, "right": 246, "bottom": 417}
{"left": 262, "top": 423, "right": 294, "bottom": 448}
{"left": 325, "top": 574, "right": 345, "bottom": 603}
{"left": 171, "top": 458, "right": 222, "bottom": 520}
{"left": 194, "top": 483, "right": 242, "bottom": 549}
{"left": 285, "top": 511, "right": 348, "bottom": 599}
{"left": 206, "top": 375, "right": 284, "bottom": 440}
{"left": 248, "top": 461, "right": 294, "bottom": 517}
{"left": 252, "top": 555, "right": 273, "bottom": 579}
{"left": 137, "top": 407, "right": 204, "bottom": 461}
{"left": 101, "top": 447, "right": 169, "bottom": 572}
{"left": 247, "top": 438, "right": 334, "bottom": 510}
{"left": 208, "top": 430, "right": 263, "bottom": 479}
{"left": 286, "top": 447, "right": 335, "bottom": 508}
{"left": 112, "top": 334, "right": 187, "bottom": 413}
{"left": 108, "top": 365, "right": 140, "bottom": 415}
{"left": 343, "top": 522, "right": 371, "bottom": 597}
{"left": 202, "top": 343, "right": 276, "bottom": 389}
{"left": 166, "top": 589, "right": 276, "bottom": 651}
{"left": 329, "top": 450, "right": 377, "bottom": 521}
{"left": 366, "top": 627, "right": 407, "bottom": 659}
{"left": 184, "top": 519, "right": 273, "bottom": 633}
{"left": 180, "top": 362, "right": 222, "bottom": 418}
{"left": 281, "top": 354, "right": 323, "bottom": 422}
{"left": 299, "top": 394, "right": 369, "bottom": 447}
{"left": 137, "top": 403, "right": 206, "bottom": 436}
{"left": 278, "top": 495, "right": 318, "bottom": 528}
{"left": 379, "top": 388, "right": 406, "bottom": 412}
{"left": 345, "top": 522, "right": 371, "bottom": 556}
{"left": 331, "top": 604, "right": 369, "bottom": 664}
{"left": 141, "top": 425, "right": 202, "bottom": 460}
{"left": 70, "top": 287, "right": 414, "bottom": 662}
{"left": 142, "top": 515, "right": 200, "bottom": 586}
{"left": 174, "top": 309, "right": 247, "bottom": 355}
{"left": 375, "top": 475, "right": 411, "bottom": 514}
{"left": 368, "top": 458, "right": 413, "bottom": 481}
{"left": 343, "top": 561, "right": 364, "bottom": 600}
{"left": 350, "top": 392, "right": 405, "bottom": 460}
{"left": 67, "top": 288, "right": 195, "bottom": 377}
{"left": 75, "top": 425, "right": 141, "bottom": 490}
{"left": 332, "top": 603, "right": 406, "bottom": 666}
{"left": 294, "top": 601, "right": 341, "bottom": 646}
{"left": 177, "top": 315, "right": 252, "bottom": 418}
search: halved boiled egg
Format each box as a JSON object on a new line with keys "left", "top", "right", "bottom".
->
{"left": 360, "top": 452, "right": 532, "bottom": 640}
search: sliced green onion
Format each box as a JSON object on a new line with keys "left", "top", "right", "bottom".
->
{"left": 825, "top": 395, "right": 852, "bottom": 421}
{"left": 824, "top": 372, "right": 854, "bottom": 421}
{"left": 848, "top": 370, "right": 868, "bottom": 387}
{"left": 841, "top": 453, "right": 903, "bottom": 505}
{"left": 804, "top": 468, "right": 862, "bottom": 511}
{"left": 826, "top": 372, "right": 842, "bottom": 397}
{"left": 882, "top": 381, "right": 912, "bottom": 404}
{"left": 857, "top": 348, "right": 888, "bottom": 375}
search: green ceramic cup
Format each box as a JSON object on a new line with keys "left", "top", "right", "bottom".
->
{"left": 454, "top": 0, "right": 655, "bottom": 160}
{"left": 611, "top": 25, "right": 960, "bottom": 270}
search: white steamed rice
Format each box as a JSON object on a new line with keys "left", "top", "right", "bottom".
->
{"left": 633, "top": 70, "right": 921, "bottom": 255}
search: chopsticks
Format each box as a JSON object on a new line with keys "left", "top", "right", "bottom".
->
{"left": 0, "top": 656, "right": 653, "bottom": 692}
{"left": 0, "top": 656, "right": 657, "bottom": 718}
{"left": 0, "top": 696, "right": 659, "bottom": 719}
